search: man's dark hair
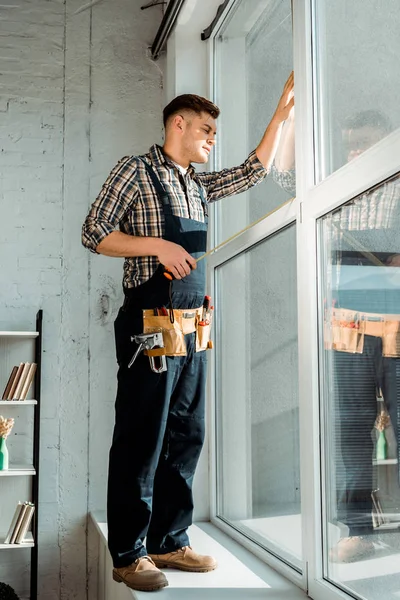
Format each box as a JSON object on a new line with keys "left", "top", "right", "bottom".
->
{"left": 343, "top": 110, "right": 392, "bottom": 134}
{"left": 0, "top": 582, "right": 20, "bottom": 600}
{"left": 163, "top": 94, "right": 220, "bottom": 127}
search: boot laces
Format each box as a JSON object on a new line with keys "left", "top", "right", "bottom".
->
{"left": 135, "top": 556, "right": 155, "bottom": 566}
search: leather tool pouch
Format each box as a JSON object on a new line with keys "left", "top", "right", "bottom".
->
{"left": 195, "top": 313, "right": 213, "bottom": 352}
{"left": 143, "top": 313, "right": 188, "bottom": 356}
{"left": 325, "top": 308, "right": 400, "bottom": 357}
{"left": 324, "top": 308, "right": 364, "bottom": 354}
{"left": 143, "top": 308, "right": 214, "bottom": 356}
{"left": 382, "top": 320, "right": 400, "bottom": 357}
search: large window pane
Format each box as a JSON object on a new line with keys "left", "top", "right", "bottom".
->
{"left": 214, "top": 0, "right": 293, "bottom": 242}
{"left": 314, "top": 1, "right": 400, "bottom": 181}
{"left": 216, "top": 225, "right": 301, "bottom": 570}
{"left": 319, "top": 173, "right": 400, "bottom": 599}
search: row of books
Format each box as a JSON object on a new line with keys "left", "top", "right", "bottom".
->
{"left": 4, "top": 501, "right": 35, "bottom": 545}
{"left": 1, "top": 363, "right": 37, "bottom": 401}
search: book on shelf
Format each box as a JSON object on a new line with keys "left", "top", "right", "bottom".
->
{"left": 4, "top": 501, "right": 35, "bottom": 545}
{"left": 1, "top": 363, "right": 37, "bottom": 401}
{"left": 20, "top": 363, "right": 37, "bottom": 400}
{"left": 15, "top": 504, "right": 35, "bottom": 544}
{"left": 13, "top": 363, "right": 31, "bottom": 399}
{"left": 3, "top": 502, "right": 23, "bottom": 544}
{"left": 1, "top": 366, "right": 18, "bottom": 400}
{"left": 6, "top": 363, "right": 24, "bottom": 400}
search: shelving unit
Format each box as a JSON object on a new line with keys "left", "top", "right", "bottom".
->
{"left": 0, "top": 310, "right": 42, "bottom": 600}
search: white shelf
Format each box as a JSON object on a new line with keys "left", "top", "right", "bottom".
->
{"left": 375, "top": 521, "right": 400, "bottom": 531}
{"left": 0, "top": 331, "right": 39, "bottom": 338}
{"left": 0, "top": 400, "right": 37, "bottom": 405}
{"left": 0, "top": 531, "right": 34, "bottom": 549}
{"left": 373, "top": 458, "right": 399, "bottom": 465}
{"left": 0, "top": 465, "right": 35, "bottom": 477}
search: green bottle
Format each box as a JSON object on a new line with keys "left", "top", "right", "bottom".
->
{"left": 376, "top": 430, "right": 387, "bottom": 461}
{"left": 0, "top": 436, "right": 9, "bottom": 470}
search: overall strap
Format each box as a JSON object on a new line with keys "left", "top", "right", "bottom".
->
{"left": 140, "top": 159, "right": 172, "bottom": 214}
{"left": 198, "top": 185, "right": 207, "bottom": 207}
{"left": 194, "top": 181, "right": 208, "bottom": 221}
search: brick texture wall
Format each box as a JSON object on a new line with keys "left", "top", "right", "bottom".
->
{"left": 0, "top": 1, "right": 163, "bottom": 598}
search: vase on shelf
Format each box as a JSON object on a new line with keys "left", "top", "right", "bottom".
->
{"left": 0, "top": 416, "right": 14, "bottom": 470}
{"left": 0, "top": 436, "right": 9, "bottom": 470}
{"left": 376, "top": 429, "right": 388, "bottom": 461}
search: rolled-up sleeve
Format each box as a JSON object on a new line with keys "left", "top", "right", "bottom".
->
{"left": 82, "top": 156, "right": 138, "bottom": 253}
{"left": 195, "top": 150, "right": 269, "bottom": 203}
{"left": 271, "top": 163, "right": 296, "bottom": 196}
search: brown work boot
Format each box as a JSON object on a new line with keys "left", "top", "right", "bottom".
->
{"left": 329, "top": 536, "right": 375, "bottom": 563}
{"left": 149, "top": 546, "right": 217, "bottom": 572}
{"left": 113, "top": 556, "right": 168, "bottom": 591}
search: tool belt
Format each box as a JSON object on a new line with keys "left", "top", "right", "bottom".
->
{"left": 142, "top": 307, "right": 213, "bottom": 357}
{"left": 325, "top": 308, "right": 400, "bottom": 356}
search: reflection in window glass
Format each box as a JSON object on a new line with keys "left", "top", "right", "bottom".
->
{"left": 319, "top": 173, "right": 400, "bottom": 599}
{"left": 216, "top": 225, "right": 301, "bottom": 571}
{"left": 214, "top": 0, "right": 293, "bottom": 242}
{"left": 314, "top": 0, "right": 400, "bottom": 180}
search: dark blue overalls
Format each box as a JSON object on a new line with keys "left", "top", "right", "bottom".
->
{"left": 107, "top": 160, "right": 209, "bottom": 568}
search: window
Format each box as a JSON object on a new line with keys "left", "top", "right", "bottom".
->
{"left": 215, "top": 225, "right": 301, "bottom": 571}
{"left": 314, "top": 0, "right": 400, "bottom": 181}
{"left": 214, "top": 0, "right": 294, "bottom": 242}
{"left": 208, "top": 0, "right": 400, "bottom": 597}
{"left": 319, "top": 173, "right": 400, "bottom": 599}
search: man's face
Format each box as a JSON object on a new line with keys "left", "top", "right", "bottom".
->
{"left": 180, "top": 112, "right": 217, "bottom": 164}
{"left": 342, "top": 125, "right": 386, "bottom": 163}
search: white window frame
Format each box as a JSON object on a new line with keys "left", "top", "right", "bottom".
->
{"left": 205, "top": 0, "right": 400, "bottom": 598}
{"left": 207, "top": 0, "right": 303, "bottom": 589}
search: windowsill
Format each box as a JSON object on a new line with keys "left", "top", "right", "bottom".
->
{"left": 91, "top": 512, "right": 308, "bottom": 599}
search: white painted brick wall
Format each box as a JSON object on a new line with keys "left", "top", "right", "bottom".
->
{"left": 0, "top": 1, "right": 163, "bottom": 598}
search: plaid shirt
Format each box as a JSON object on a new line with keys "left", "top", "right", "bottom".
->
{"left": 82, "top": 144, "right": 268, "bottom": 288}
{"left": 271, "top": 163, "right": 400, "bottom": 251}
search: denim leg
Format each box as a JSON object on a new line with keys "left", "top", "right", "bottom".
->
{"left": 107, "top": 309, "right": 183, "bottom": 568}
{"left": 334, "top": 337, "right": 379, "bottom": 535}
{"left": 146, "top": 335, "right": 207, "bottom": 554}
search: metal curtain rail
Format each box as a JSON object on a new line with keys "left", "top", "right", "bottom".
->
{"left": 151, "top": 0, "right": 187, "bottom": 60}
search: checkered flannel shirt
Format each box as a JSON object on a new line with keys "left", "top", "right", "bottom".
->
{"left": 82, "top": 144, "right": 269, "bottom": 288}
{"left": 271, "top": 163, "right": 400, "bottom": 251}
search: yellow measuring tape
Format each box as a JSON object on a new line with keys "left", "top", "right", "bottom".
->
{"left": 333, "top": 225, "right": 385, "bottom": 267}
{"left": 164, "top": 193, "right": 384, "bottom": 279}
{"left": 195, "top": 196, "right": 296, "bottom": 264}
{"left": 196, "top": 196, "right": 387, "bottom": 267}
{"left": 162, "top": 196, "right": 295, "bottom": 280}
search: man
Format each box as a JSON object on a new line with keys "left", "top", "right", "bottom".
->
{"left": 272, "top": 109, "right": 400, "bottom": 564}
{"left": 82, "top": 73, "right": 294, "bottom": 592}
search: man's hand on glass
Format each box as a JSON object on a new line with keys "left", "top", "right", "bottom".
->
{"left": 272, "top": 71, "right": 294, "bottom": 124}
